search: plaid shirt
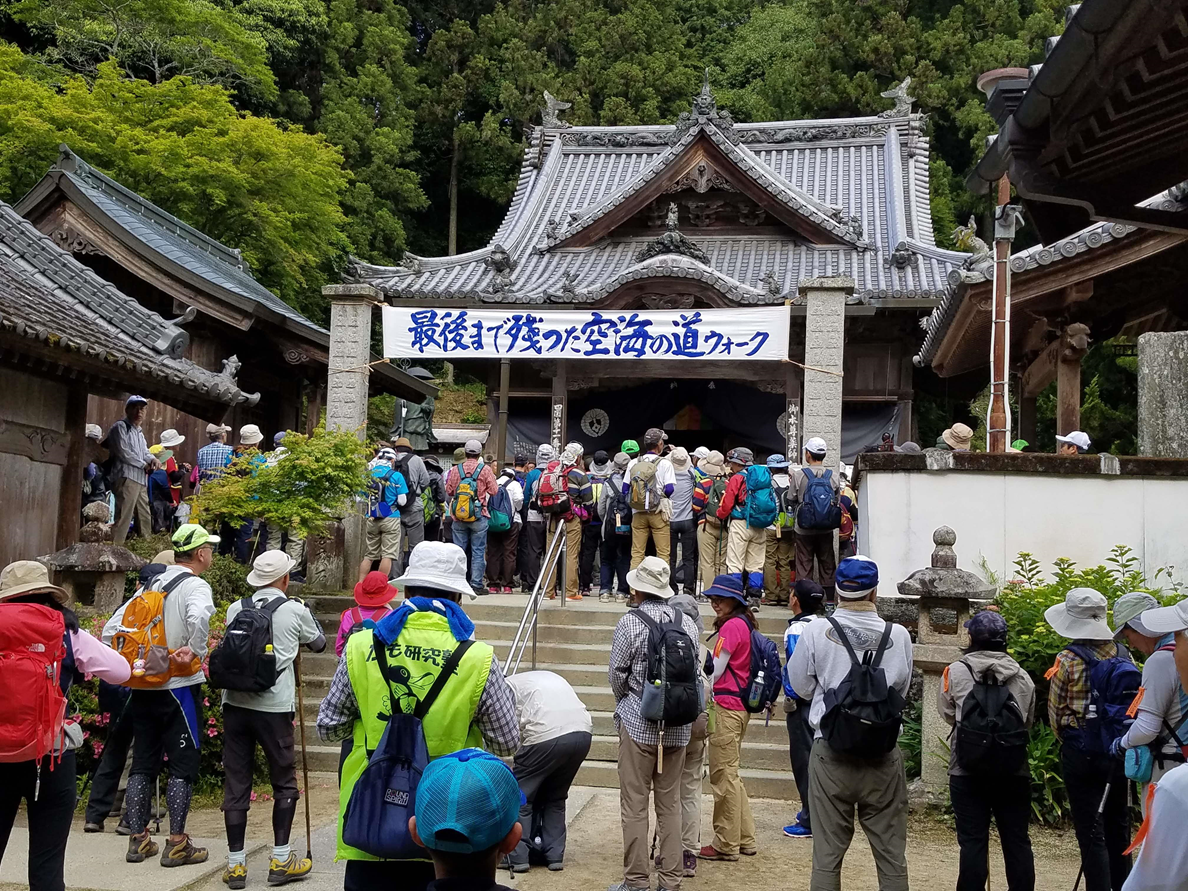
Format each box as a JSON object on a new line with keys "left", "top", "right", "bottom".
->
{"left": 196, "top": 441, "right": 234, "bottom": 482}
{"left": 608, "top": 599, "right": 701, "bottom": 747}
{"left": 316, "top": 638, "right": 520, "bottom": 756}
{"left": 1047, "top": 640, "right": 1124, "bottom": 738}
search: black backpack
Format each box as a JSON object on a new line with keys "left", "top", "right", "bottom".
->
{"left": 635, "top": 609, "right": 701, "bottom": 727}
{"left": 953, "top": 660, "right": 1029, "bottom": 774}
{"left": 208, "top": 597, "right": 287, "bottom": 692}
{"left": 393, "top": 453, "right": 422, "bottom": 499}
{"left": 819, "top": 617, "right": 906, "bottom": 758}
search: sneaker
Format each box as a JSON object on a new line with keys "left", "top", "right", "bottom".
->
{"left": 580, "top": 587, "right": 592, "bottom": 598}
{"left": 683, "top": 850, "right": 698, "bottom": 877}
{"left": 84, "top": 821, "right": 104, "bottom": 833}
{"left": 472, "top": 584, "right": 489, "bottom": 597}
{"left": 740, "top": 845, "right": 757, "bottom": 856}
{"left": 126, "top": 833, "right": 159, "bottom": 863}
{"left": 547, "top": 862, "right": 564, "bottom": 871}
{"left": 566, "top": 593, "right": 583, "bottom": 602}
{"left": 160, "top": 835, "right": 209, "bottom": 867}
{"left": 599, "top": 591, "right": 611, "bottom": 603}
{"left": 267, "top": 853, "right": 312, "bottom": 885}
{"left": 697, "top": 845, "right": 739, "bottom": 862}
{"left": 116, "top": 821, "right": 132, "bottom": 836}
{"left": 223, "top": 865, "right": 247, "bottom": 890}
{"left": 782, "top": 822, "right": 812, "bottom": 839}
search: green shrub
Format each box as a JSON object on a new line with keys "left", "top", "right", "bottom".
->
{"left": 899, "top": 699, "right": 922, "bottom": 780}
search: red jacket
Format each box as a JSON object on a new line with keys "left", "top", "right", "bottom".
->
{"left": 716, "top": 473, "right": 747, "bottom": 521}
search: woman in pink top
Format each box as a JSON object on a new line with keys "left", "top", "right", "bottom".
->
{"left": 335, "top": 571, "right": 400, "bottom": 657}
{"left": 699, "top": 574, "right": 758, "bottom": 863}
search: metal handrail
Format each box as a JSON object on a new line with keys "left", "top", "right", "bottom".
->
{"left": 507, "top": 520, "right": 567, "bottom": 675}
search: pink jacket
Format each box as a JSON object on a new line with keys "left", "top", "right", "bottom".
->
{"left": 335, "top": 605, "right": 393, "bottom": 657}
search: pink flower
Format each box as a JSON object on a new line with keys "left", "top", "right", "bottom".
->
{"left": 207, "top": 728, "right": 218, "bottom": 737}
{"left": 82, "top": 731, "right": 90, "bottom": 740}
{"left": 250, "top": 791, "right": 257, "bottom": 802}
{"left": 203, "top": 698, "right": 210, "bottom": 707}
{"left": 93, "top": 743, "right": 105, "bottom": 756}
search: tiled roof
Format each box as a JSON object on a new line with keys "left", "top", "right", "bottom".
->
{"left": 346, "top": 85, "right": 969, "bottom": 306}
{"left": 0, "top": 201, "right": 258, "bottom": 410}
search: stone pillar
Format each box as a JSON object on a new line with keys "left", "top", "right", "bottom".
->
{"left": 898, "top": 526, "right": 995, "bottom": 798}
{"left": 324, "top": 283, "right": 379, "bottom": 586}
{"left": 1139, "top": 331, "right": 1188, "bottom": 457}
{"left": 801, "top": 276, "right": 853, "bottom": 471}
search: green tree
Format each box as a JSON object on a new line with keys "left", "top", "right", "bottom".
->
{"left": 0, "top": 44, "right": 350, "bottom": 316}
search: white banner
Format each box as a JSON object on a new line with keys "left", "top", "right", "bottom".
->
{"left": 382, "top": 305, "right": 788, "bottom": 361}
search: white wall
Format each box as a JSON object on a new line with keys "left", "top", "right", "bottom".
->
{"left": 858, "top": 469, "right": 1188, "bottom": 590}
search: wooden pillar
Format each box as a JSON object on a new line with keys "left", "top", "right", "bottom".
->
{"left": 304, "top": 381, "right": 325, "bottom": 436}
{"left": 988, "top": 176, "right": 1013, "bottom": 453}
{"left": 550, "top": 361, "right": 567, "bottom": 451}
{"left": 56, "top": 386, "right": 88, "bottom": 549}
{"left": 495, "top": 358, "right": 510, "bottom": 465}
{"left": 1057, "top": 323, "right": 1091, "bottom": 435}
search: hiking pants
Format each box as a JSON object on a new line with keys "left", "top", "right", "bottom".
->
{"left": 485, "top": 522, "right": 521, "bottom": 588}
{"left": 725, "top": 520, "right": 765, "bottom": 580}
{"left": 0, "top": 751, "right": 76, "bottom": 891}
{"left": 579, "top": 521, "right": 600, "bottom": 590}
{"left": 950, "top": 773, "right": 1034, "bottom": 891}
{"left": 543, "top": 515, "right": 581, "bottom": 598}
{"left": 84, "top": 701, "right": 135, "bottom": 824}
{"left": 681, "top": 715, "right": 708, "bottom": 852}
{"left": 698, "top": 520, "right": 728, "bottom": 583}
{"left": 669, "top": 518, "right": 697, "bottom": 596}
{"left": 509, "top": 730, "right": 592, "bottom": 867}
{"left": 399, "top": 507, "right": 424, "bottom": 572}
{"left": 630, "top": 511, "right": 669, "bottom": 569}
{"left": 112, "top": 476, "right": 150, "bottom": 545}
{"left": 600, "top": 532, "right": 631, "bottom": 595}
{"left": 808, "top": 739, "right": 909, "bottom": 891}
{"left": 786, "top": 705, "right": 813, "bottom": 831}
{"left": 126, "top": 687, "right": 202, "bottom": 837}
{"left": 709, "top": 706, "right": 756, "bottom": 855}
{"left": 265, "top": 526, "right": 305, "bottom": 569}
{"left": 521, "top": 520, "right": 546, "bottom": 588}
{"left": 1062, "top": 748, "right": 1131, "bottom": 891}
{"left": 617, "top": 731, "right": 686, "bottom": 891}
{"left": 795, "top": 531, "right": 837, "bottom": 601}
{"left": 763, "top": 528, "right": 795, "bottom": 604}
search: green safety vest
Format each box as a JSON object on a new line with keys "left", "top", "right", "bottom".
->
{"left": 336, "top": 611, "right": 493, "bottom": 861}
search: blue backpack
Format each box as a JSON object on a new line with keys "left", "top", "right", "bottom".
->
{"left": 341, "top": 638, "right": 473, "bottom": 859}
{"left": 796, "top": 468, "right": 841, "bottom": 530}
{"left": 721, "top": 617, "right": 783, "bottom": 714}
{"left": 743, "top": 465, "right": 778, "bottom": 528}
{"left": 1063, "top": 644, "right": 1140, "bottom": 755}
{"left": 487, "top": 480, "right": 514, "bottom": 533}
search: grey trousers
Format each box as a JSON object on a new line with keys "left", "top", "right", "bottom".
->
{"left": 808, "top": 739, "right": 909, "bottom": 891}
{"left": 399, "top": 508, "right": 424, "bottom": 572}
{"left": 509, "top": 731, "right": 592, "bottom": 867}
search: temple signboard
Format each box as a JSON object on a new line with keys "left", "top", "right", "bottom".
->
{"left": 382, "top": 306, "right": 789, "bottom": 362}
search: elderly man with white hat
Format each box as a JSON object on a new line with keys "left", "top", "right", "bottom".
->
{"left": 1056, "top": 430, "right": 1093, "bottom": 456}
{"left": 218, "top": 551, "right": 326, "bottom": 890}
{"left": 1045, "top": 588, "right": 1134, "bottom": 891}
{"left": 317, "top": 541, "right": 520, "bottom": 891}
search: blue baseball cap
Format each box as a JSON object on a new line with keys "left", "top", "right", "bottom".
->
{"left": 766, "top": 454, "right": 789, "bottom": 469}
{"left": 415, "top": 749, "right": 523, "bottom": 854}
{"left": 835, "top": 556, "right": 879, "bottom": 599}
{"left": 703, "top": 574, "right": 747, "bottom": 607}
{"left": 965, "top": 610, "right": 1008, "bottom": 645}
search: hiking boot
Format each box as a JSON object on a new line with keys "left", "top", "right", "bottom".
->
{"left": 84, "top": 821, "right": 104, "bottom": 833}
{"left": 160, "top": 835, "right": 209, "bottom": 867}
{"left": 501, "top": 856, "right": 529, "bottom": 874}
{"left": 267, "top": 853, "right": 312, "bottom": 885}
{"left": 598, "top": 591, "right": 611, "bottom": 603}
{"left": 697, "top": 845, "right": 738, "bottom": 861}
{"left": 223, "top": 865, "right": 247, "bottom": 889}
{"left": 740, "top": 845, "right": 757, "bottom": 856}
{"left": 547, "top": 862, "right": 564, "bottom": 871}
{"left": 115, "top": 820, "right": 132, "bottom": 836}
{"left": 782, "top": 822, "right": 812, "bottom": 839}
{"left": 683, "top": 850, "right": 698, "bottom": 877}
{"left": 126, "top": 832, "right": 159, "bottom": 863}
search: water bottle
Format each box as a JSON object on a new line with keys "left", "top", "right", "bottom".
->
{"left": 748, "top": 670, "right": 766, "bottom": 711}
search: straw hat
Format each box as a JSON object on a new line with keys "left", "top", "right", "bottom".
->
{"left": 0, "top": 560, "right": 68, "bottom": 605}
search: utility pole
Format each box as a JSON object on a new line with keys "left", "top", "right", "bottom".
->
{"left": 987, "top": 179, "right": 1024, "bottom": 453}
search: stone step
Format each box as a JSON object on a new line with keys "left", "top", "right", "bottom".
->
{"left": 587, "top": 710, "right": 793, "bottom": 746}
{"left": 584, "top": 734, "right": 790, "bottom": 772}
{"left": 574, "top": 759, "right": 800, "bottom": 801}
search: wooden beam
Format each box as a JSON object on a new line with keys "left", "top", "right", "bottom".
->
{"left": 1056, "top": 323, "right": 1091, "bottom": 435}
{"left": 0, "top": 417, "right": 70, "bottom": 465}
{"left": 495, "top": 358, "right": 510, "bottom": 465}
{"left": 1021, "top": 339, "right": 1060, "bottom": 398}
{"left": 56, "top": 386, "right": 87, "bottom": 549}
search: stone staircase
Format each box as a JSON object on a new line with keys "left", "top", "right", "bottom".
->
{"left": 300, "top": 594, "right": 800, "bottom": 802}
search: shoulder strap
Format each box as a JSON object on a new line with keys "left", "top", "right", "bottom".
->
{"left": 958, "top": 659, "right": 981, "bottom": 683}
{"left": 825, "top": 615, "right": 862, "bottom": 666}
{"left": 261, "top": 597, "right": 287, "bottom": 616}
{"left": 239, "top": 596, "right": 254, "bottom": 612}
{"left": 413, "top": 639, "right": 475, "bottom": 720}
{"left": 823, "top": 469, "right": 832, "bottom": 483}
{"left": 160, "top": 574, "right": 191, "bottom": 597}
{"left": 351, "top": 606, "right": 363, "bottom": 625}
{"left": 633, "top": 609, "right": 661, "bottom": 634}
{"left": 869, "top": 621, "right": 894, "bottom": 669}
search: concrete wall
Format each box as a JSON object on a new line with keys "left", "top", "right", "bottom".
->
{"left": 856, "top": 453, "right": 1188, "bottom": 589}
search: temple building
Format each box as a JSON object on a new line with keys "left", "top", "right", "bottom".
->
{"left": 344, "top": 78, "right": 972, "bottom": 461}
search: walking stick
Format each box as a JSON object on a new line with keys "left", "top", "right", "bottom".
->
{"left": 1071, "top": 782, "right": 1112, "bottom": 891}
{"left": 294, "top": 649, "right": 313, "bottom": 861}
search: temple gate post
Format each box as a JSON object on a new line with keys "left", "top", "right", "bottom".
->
{"left": 801, "top": 276, "right": 852, "bottom": 471}
{"left": 1139, "top": 331, "right": 1188, "bottom": 457}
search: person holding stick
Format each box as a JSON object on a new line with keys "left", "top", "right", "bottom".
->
{"left": 217, "top": 551, "right": 326, "bottom": 889}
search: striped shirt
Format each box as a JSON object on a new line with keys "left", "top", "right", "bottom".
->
{"left": 104, "top": 418, "right": 153, "bottom": 484}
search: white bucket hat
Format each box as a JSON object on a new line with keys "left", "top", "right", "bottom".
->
{"left": 1142, "top": 598, "right": 1188, "bottom": 634}
{"left": 1045, "top": 587, "right": 1113, "bottom": 640}
{"left": 240, "top": 424, "right": 264, "bottom": 446}
{"left": 394, "top": 541, "right": 476, "bottom": 600}
{"left": 247, "top": 550, "right": 297, "bottom": 587}
{"left": 626, "top": 556, "right": 674, "bottom": 599}
{"left": 159, "top": 428, "right": 186, "bottom": 448}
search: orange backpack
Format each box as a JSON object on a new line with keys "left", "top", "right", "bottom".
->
{"left": 110, "top": 574, "right": 201, "bottom": 688}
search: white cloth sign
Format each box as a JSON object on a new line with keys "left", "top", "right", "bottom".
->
{"left": 382, "top": 305, "right": 789, "bottom": 361}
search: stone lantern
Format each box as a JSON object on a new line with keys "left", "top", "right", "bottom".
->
{"left": 40, "top": 502, "right": 145, "bottom": 612}
{"left": 897, "top": 526, "right": 995, "bottom": 796}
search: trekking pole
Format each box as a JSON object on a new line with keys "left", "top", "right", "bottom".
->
{"left": 154, "top": 776, "right": 161, "bottom": 835}
{"left": 1071, "top": 782, "right": 1112, "bottom": 891}
{"left": 295, "top": 649, "right": 314, "bottom": 862}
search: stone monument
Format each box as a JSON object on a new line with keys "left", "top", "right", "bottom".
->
{"left": 801, "top": 276, "right": 853, "bottom": 471}
{"left": 40, "top": 502, "right": 145, "bottom": 612}
{"left": 1138, "top": 331, "right": 1188, "bottom": 456}
{"left": 897, "top": 525, "right": 995, "bottom": 796}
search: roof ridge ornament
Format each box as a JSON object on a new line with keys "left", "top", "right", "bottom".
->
{"left": 542, "top": 91, "right": 572, "bottom": 129}
{"left": 633, "top": 202, "right": 710, "bottom": 264}
{"left": 671, "top": 70, "right": 738, "bottom": 145}
{"left": 878, "top": 77, "right": 915, "bottom": 118}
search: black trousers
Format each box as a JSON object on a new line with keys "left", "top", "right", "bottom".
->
{"left": 344, "top": 858, "right": 434, "bottom": 891}
{"left": 669, "top": 518, "right": 697, "bottom": 595}
{"left": 0, "top": 751, "right": 77, "bottom": 891}
{"left": 950, "top": 773, "right": 1035, "bottom": 891}
{"left": 786, "top": 706, "right": 814, "bottom": 830}
{"left": 520, "top": 521, "right": 546, "bottom": 589}
{"left": 578, "top": 522, "right": 600, "bottom": 590}
{"left": 600, "top": 532, "right": 631, "bottom": 594}
{"left": 221, "top": 705, "right": 299, "bottom": 812}
{"left": 1062, "top": 748, "right": 1131, "bottom": 891}
{"left": 84, "top": 701, "right": 135, "bottom": 823}
{"left": 509, "top": 731, "right": 593, "bottom": 866}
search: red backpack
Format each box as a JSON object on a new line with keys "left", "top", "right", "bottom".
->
{"left": 537, "top": 460, "right": 572, "bottom": 515}
{"left": 0, "top": 603, "right": 68, "bottom": 764}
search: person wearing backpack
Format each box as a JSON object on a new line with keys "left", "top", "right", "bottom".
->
{"left": 422, "top": 456, "right": 448, "bottom": 544}
{"left": 535, "top": 444, "right": 593, "bottom": 602}
{"left": 608, "top": 557, "right": 701, "bottom": 891}
{"left": 787, "top": 556, "right": 914, "bottom": 891}
{"left": 336, "top": 571, "right": 399, "bottom": 657}
{"left": 793, "top": 438, "right": 841, "bottom": 603}
{"left": 714, "top": 448, "right": 769, "bottom": 607}
{"left": 520, "top": 443, "right": 555, "bottom": 592}
{"left": 1045, "top": 587, "right": 1135, "bottom": 891}
{"left": 938, "top": 611, "right": 1036, "bottom": 891}
{"left": 445, "top": 440, "right": 499, "bottom": 596}
{"left": 763, "top": 454, "right": 796, "bottom": 607}
{"left": 581, "top": 450, "right": 612, "bottom": 598}
{"left": 667, "top": 448, "right": 700, "bottom": 599}
{"left": 626, "top": 428, "right": 676, "bottom": 570}
{"left": 392, "top": 438, "right": 432, "bottom": 569}
{"left": 101, "top": 523, "right": 219, "bottom": 868}
{"left": 698, "top": 575, "right": 759, "bottom": 863}
{"left": 217, "top": 551, "right": 326, "bottom": 890}
{"left": 316, "top": 541, "right": 520, "bottom": 891}
{"left": 599, "top": 452, "right": 634, "bottom": 602}
{"left": 359, "top": 451, "right": 410, "bottom": 585}
{"left": 486, "top": 467, "right": 524, "bottom": 594}
{"left": 694, "top": 451, "right": 728, "bottom": 594}
{"left": 782, "top": 579, "right": 825, "bottom": 840}
{"left": 0, "top": 561, "right": 131, "bottom": 891}
{"left": 1111, "top": 593, "right": 1188, "bottom": 810}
